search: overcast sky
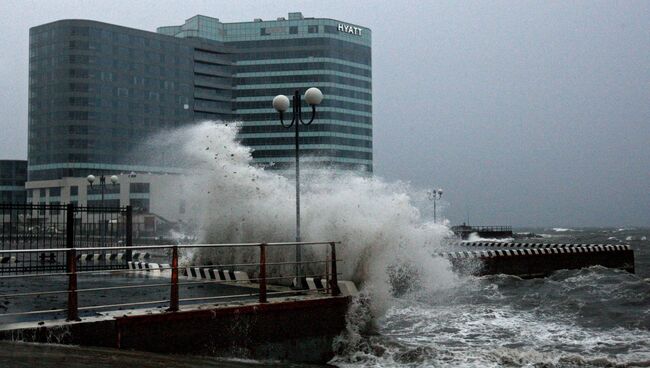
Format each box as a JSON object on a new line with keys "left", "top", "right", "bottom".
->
{"left": 0, "top": 0, "right": 648, "bottom": 227}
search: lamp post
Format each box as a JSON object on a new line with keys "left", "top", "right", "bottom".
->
{"left": 427, "top": 188, "right": 443, "bottom": 223}
{"left": 87, "top": 174, "right": 118, "bottom": 246}
{"left": 272, "top": 88, "right": 323, "bottom": 286}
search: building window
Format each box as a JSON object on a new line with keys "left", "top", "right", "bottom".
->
{"left": 308, "top": 25, "right": 319, "bottom": 33}
{"left": 87, "top": 199, "right": 120, "bottom": 208}
{"left": 49, "top": 187, "right": 61, "bottom": 197}
{"left": 87, "top": 183, "right": 120, "bottom": 195}
{"left": 324, "top": 25, "right": 337, "bottom": 34}
{"left": 260, "top": 28, "right": 269, "bottom": 36}
{"left": 130, "top": 183, "right": 150, "bottom": 193}
{"left": 130, "top": 198, "right": 149, "bottom": 213}
{"left": 289, "top": 26, "right": 298, "bottom": 34}
{"left": 50, "top": 202, "right": 60, "bottom": 215}
{"left": 39, "top": 188, "right": 46, "bottom": 197}
{"left": 70, "top": 186, "right": 78, "bottom": 196}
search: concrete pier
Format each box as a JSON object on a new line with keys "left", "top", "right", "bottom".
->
{"left": 0, "top": 294, "right": 350, "bottom": 363}
{"left": 445, "top": 243, "right": 635, "bottom": 277}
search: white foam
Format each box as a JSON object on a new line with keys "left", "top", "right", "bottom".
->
{"left": 552, "top": 228, "right": 573, "bottom": 232}
{"left": 331, "top": 301, "right": 650, "bottom": 367}
{"left": 144, "top": 122, "right": 457, "bottom": 314}
{"left": 467, "top": 233, "right": 514, "bottom": 242}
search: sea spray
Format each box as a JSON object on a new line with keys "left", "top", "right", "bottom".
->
{"left": 144, "top": 121, "right": 458, "bottom": 307}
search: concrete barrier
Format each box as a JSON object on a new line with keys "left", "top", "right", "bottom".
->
{"left": 145, "top": 263, "right": 161, "bottom": 276}
{"left": 233, "top": 271, "right": 250, "bottom": 283}
{"left": 187, "top": 267, "right": 198, "bottom": 278}
{"left": 1, "top": 296, "right": 351, "bottom": 364}
{"left": 131, "top": 252, "right": 150, "bottom": 261}
{"left": 337, "top": 281, "right": 359, "bottom": 296}
{"left": 160, "top": 263, "right": 171, "bottom": 277}
{"left": 306, "top": 277, "right": 322, "bottom": 290}
{"left": 130, "top": 263, "right": 250, "bottom": 281}
{"left": 0, "top": 256, "right": 16, "bottom": 264}
{"left": 440, "top": 244, "right": 634, "bottom": 277}
{"left": 106, "top": 253, "right": 125, "bottom": 261}
{"left": 306, "top": 278, "right": 359, "bottom": 297}
{"left": 460, "top": 241, "right": 616, "bottom": 248}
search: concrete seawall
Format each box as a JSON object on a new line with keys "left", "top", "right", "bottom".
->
{"left": 446, "top": 244, "right": 634, "bottom": 277}
{"left": 1, "top": 295, "right": 350, "bottom": 363}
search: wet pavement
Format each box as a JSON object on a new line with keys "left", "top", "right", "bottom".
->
{"left": 0, "top": 269, "right": 265, "bottom": 325}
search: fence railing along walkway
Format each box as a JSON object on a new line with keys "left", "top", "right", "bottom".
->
{"left": 1, "top": 203, "right": 131, "bottom": 274}
{"left": 0, "top": 241, "right": 342, "bottom": 323}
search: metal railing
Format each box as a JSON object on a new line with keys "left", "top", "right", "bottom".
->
{"left": 0, "top": 203, "right": 131, "bottom": 274}
{"left": 0, "top": 241, "right": 342, "bottom": 322}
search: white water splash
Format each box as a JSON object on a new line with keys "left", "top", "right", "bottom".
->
{"left": 552, "top": 228, "right": 574, "bottom": 232}
{"left": 146, "top": 121, "right": 457, "bottom": 311}
{"left": 467, "top": 233, "right": 514, "bottom": 242}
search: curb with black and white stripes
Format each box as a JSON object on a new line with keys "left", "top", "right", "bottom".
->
{"left": 441, "top": 242, "right": 635, "bottom": 276}
{"left": 442, "top": 244, "right": 631, "bottom": 259}
{"left": 304, "top": 277, "right": 358, "bottom": 297}
{"left": 459, "top": 242, "right": 631, "bottom": 249}
{"left": 185, "top": 266, "right": 250, "bottom": 283}
{"left": 1, "top": 252, "right": 150, "bottom": 265}
{"left": 79, "top": 252, "right": 150, "bottom": 262}
{"left": 125, "top": 262, "right": 357, "bottom": 295}
{"left": 126, "top": 262, "right": 250, "bottom": 283}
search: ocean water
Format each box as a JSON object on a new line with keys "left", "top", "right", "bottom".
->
{"left": 330, "top": 229, "right": 650, "bottom": 367}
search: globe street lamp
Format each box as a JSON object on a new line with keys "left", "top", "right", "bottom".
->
{"left": 272, "top": 88, "right": 323, "bottom": 285}
{"left": 427, "top": 188, "right": 443, "bottom": 223}
{"left": 87, "top": 174, "right": 119, "bottom": 246}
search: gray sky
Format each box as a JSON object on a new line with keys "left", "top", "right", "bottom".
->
{"left": 1, "top": 0, "right": 648, "bottom": 227}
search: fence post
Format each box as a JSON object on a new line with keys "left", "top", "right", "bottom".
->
{"left": 125, "top": 205, "right": 132, "bottom": 262}
{"left": 66, "top": 203, "right": 80, "bottom": 321}
{"left": 325, "top": 251, "right": 330, "bottom": 295}
{"left": 167, "top": 245, "right": 179, "bottom": 312}
{"left": 259, "top": 243, "right": 267, "bottom": 303}
{"left": 330, "top": 242, "right": 341, "bottom": 296}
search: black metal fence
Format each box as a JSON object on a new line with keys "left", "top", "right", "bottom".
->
{"left": 0, "top": 203, "right": 132, "bottom": 274}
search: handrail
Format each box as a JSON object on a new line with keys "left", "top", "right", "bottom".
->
{"left": 0, "top": 240, "right": 344, "bottom": 322}
{"left": 0, "top": 259, "right": 344, "bottom": 280}
{"left": 0, "top": 241, "right": 341, "bottom": 254}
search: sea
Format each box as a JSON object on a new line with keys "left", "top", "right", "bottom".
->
{"left": 1, "top": 227, "right": 648, "bottom": 368}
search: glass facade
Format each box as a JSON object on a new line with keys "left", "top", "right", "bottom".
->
{"left": 0, "top": 160, "right": 27, "bottom": 203}
{"left": 159, "top": 13, "right": 372, "bottom": 172}
{"left": 28, "top": 20, "right": 198, "bottom": 180}
{"left": 28, "top": 13, "right": 372, "bottom": 181}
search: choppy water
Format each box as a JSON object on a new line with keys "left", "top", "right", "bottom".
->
{"left": 1, "top": 228, "right": 648, "bottom": 367}
{"left": 330, "top": 228, "right": 650, "bottom": 367}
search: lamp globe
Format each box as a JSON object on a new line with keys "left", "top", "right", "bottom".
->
{"left": 272, "top": 95, "right": 290, "bottom": 112}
